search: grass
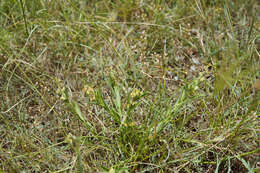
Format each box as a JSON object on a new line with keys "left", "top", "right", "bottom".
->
{"left": 0, "top": 0, "right": 259, "bottom": 172}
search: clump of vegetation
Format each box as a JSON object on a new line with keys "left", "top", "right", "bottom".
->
{"left": 0, "top": 0, "right": 259, "bottom": 172}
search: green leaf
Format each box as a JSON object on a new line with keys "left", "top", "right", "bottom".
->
{"left": 114, "top": 86, "right": 122, "bottom": 118}
{"left": 236, "top": 155, "right": 254, "bottom": 173}
{"left": 72, "top": 100, "right": 85, "bottom": 122}
{"left": 71, "top": 100, "right": 95, "bottom": 132}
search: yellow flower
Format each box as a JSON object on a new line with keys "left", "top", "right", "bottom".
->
{"left": 64, "top": 133, "right": 73, "bottom": 145}
{"left": 83, "top": 85, "right": 95, "bottom": 101}
{"left": 129, "top": 121, "right": 137, "bottom": 126}
{"left": 56, "top": 86, "right": 67, "bottom": 100}
{"left": 130, "top": 88, "right": 141, "bottom": 98}
{"left": 215, "top": 7, "right": 222, "bottom": 13}
{"left": 122, "top": 122, "right": 137, "bottom": 127}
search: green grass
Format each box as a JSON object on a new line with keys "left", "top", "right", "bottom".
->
{"left": 0, "top": 0, "right": 259, "bottom": 172}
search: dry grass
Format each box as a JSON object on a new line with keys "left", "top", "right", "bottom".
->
{"left": 0, "top": 0, "right": 259, "bottom": 172}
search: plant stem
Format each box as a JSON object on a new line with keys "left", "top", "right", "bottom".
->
{"left": 19, "top": 0, "right": 29, "bottom": 36}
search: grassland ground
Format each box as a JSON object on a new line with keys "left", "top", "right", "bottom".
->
{"left": 0, "top": 0, "right": 259, "bottom": 172}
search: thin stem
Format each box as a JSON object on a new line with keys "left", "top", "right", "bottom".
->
{"left": 19, "top": 0, "right": 29, "bottom": 36}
